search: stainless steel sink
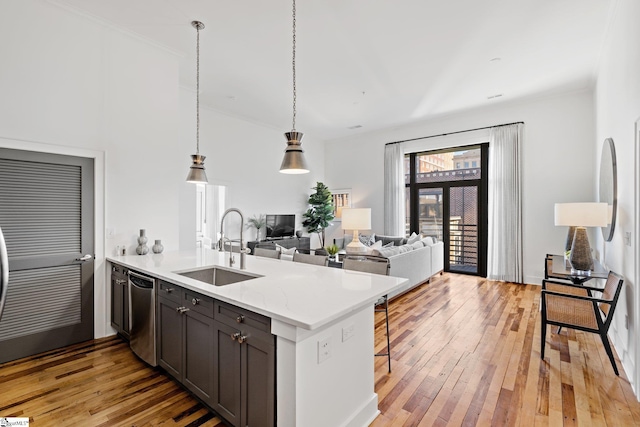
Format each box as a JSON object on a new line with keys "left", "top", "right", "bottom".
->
{"left": 176, "top": 266, "right": 261, "bottom": 286}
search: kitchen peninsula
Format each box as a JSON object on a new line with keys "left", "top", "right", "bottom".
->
{"left": 107, "top": 248, "right": 407, "bottom": 427}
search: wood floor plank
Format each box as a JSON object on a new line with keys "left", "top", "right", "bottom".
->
{"left": 1, "top": 273, "right": 639, "bottom": 426}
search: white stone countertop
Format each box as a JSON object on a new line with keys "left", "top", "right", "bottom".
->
{"left": 107, "top": 248, "right": 407, "bottom": 331}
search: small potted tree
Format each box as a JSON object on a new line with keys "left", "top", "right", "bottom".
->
{"left": 302, "top": 182, "right": 334, "bottom": 254}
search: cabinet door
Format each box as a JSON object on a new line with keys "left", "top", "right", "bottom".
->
{"left": 111, "top": 276, "right": 124, "bottom": 332}
{"left": 242, "top": 333, "right": 276, "bottom": 427}
{"left": 122, "top": 283, "right": 130, "bottom": 336}
{"left": 184, "top": 308, "right": 214, "bottom": 405}
{"left": 157, "top": 296, "right": 183, "bottom": 380}
{"left": 213, "top": 320, "right": 242, "bottom": 427}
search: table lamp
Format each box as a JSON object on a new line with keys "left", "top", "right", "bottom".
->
{"left": 554, "top": 202, "right": 607, "bottom": 271}
{"left": 342, "top": 208, "right": 371, "bottom": 254}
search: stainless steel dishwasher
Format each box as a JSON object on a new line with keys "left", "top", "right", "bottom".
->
{"left": 128, "top": 270, "right": 157, "bottom": 366}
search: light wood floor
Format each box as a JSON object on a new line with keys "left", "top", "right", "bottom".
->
{"left": 1, "top": 273, "right": 639, "bottom": 426}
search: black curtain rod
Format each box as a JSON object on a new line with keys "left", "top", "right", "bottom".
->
{"left": 385, "top": 121, "right": 524, "bottom": 146}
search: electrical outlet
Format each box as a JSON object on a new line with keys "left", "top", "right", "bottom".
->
{"left": 342, "top": 324, "right": 355, "bottom": 342}
{"left": 318, "top": 337, "right": 332, "bottom": 364}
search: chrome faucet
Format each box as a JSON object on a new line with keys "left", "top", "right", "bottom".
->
{"left": 218, "top": 208, "right": 250, "bottom": 269}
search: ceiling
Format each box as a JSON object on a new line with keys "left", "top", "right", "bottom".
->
{"left": 57, "top": 0, "right": 615, "bottom": 140}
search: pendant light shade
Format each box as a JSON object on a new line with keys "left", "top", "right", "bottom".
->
{"left": 186, "top": 20, "right": 208, "bottom": 184}
{"left": 186, "top": 154, "right": 208, "bottom": 183}
{"left": 280, "top": 131, "right": 309, "bottom": 174}
{"left": 280, "top": 0, "right": 309, "bottom": 174}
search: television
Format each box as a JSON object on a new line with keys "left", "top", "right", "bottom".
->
{"left": 266, "top": 214, "right": 296, "bottom": 239}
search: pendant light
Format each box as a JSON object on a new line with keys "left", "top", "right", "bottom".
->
{"left": 186, "top": 21, "right": 208, "bottom": 184}
{"left": 280, "top": 0, "right": 309, "bottom": 174}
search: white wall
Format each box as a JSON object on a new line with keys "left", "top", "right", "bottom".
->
{"left": 0, "top": 1, "right": 325, "bottom": 339}
{"left": 593, "top": 0, "right": 640, "bottom": 396}
{"left": 0, "top": 0, "right": 182, "bottom": 257}
{"left": 0, "top": 0, "right": 182, "bottom": 338}
{"left": 180, "top": 89, "right": 326, "bottom": 249}
{"left": 324, "top": 89, "right": 596, "bottom": 286}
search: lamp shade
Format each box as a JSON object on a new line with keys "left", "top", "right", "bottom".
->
{"left": 554, "top": 203, "right": 608, "bottom": 227}
{"left": 342, "top": 208, "right": 371, "bottom": 230}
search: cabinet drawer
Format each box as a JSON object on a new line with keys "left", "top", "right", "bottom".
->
{"left": 214, "top": 301, "right": 271, "bottom": 338}
{"left": 158, "top": 280, "right": 182, "bottom": 303}
{"left": 184, "top": 289, "right": 214, "bottom": 318}
{"left": 111, "top": 263, "right": 127, "bottom": 277}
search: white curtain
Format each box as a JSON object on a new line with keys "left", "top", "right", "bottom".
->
{"left": 487, "top": 123, "right": 523, "bottom": 283}
{"left": 384, "top": 143, "right": 406, "bottom": 236}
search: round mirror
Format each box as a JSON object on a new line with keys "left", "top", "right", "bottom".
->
{"left": 599, "top": 138, "right": 617, "bottom": 241}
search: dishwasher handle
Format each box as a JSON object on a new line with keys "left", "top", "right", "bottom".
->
{"left": 128, "top": 270, "right": 155, "bottom": 289}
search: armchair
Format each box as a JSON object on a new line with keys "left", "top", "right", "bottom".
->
{"left": 540, "top": 271, "right": 624, "bottom": 375}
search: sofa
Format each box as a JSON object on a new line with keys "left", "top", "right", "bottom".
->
{"left": 334, "top": 233, "right": 444, "bottom": 299}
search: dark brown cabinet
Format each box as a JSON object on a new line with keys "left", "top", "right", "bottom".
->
{"left": 155, "top": 278, "right": 275, "bottom": 426}
{"left": 157, "top": 282, "right": 215, "bottom": 406}
{"left": 110, "top": 263, "right": 129, "bottom": 339}
{"left": 213, "top": 301, "right": 275, "bottom": 427}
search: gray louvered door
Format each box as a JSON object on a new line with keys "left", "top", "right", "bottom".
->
{"left": 0, "top": 148, "right": 94, "bottom": 363}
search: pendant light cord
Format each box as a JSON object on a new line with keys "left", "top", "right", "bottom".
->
{"left": 292, "top": 0, "right": 297, "bottom": 131}
{"left": 196, "top": 25, "right": 201, "bottom": 155}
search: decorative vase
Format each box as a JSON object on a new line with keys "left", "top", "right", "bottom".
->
{"left": 136, "top": 229, "right": 149, "bottom": 255}
{"left": 152, "top": 239, "right": 164, "bottom": 254}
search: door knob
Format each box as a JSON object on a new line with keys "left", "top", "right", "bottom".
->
{"left": 76, "top": 254, "right": 93, "bottom": 261}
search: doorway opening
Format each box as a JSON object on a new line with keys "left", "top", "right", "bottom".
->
{"left": 405, "top": 144, "right": 488, "bottom": 276}
{"left": 196, "top": 184, "right": 226, "bottom": 249}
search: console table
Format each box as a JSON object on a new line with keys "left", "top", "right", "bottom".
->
{"left": 548, "top": 254, "right": 608, "bottom": 284}
{"left": 248, "top": 237, "right": 310, "bottom": 254}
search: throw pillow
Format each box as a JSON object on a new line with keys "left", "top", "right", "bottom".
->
{"left": 421, "top": 236, "right": 436, "bottom": 246}
{"left": 275, "top": 244, "right": 296, "bottom": 256}
{"left": 282, "top": 247, "right": 296, "bottom": 256}
{"left": 358, "top": 233, "right": 376, "bottom": 246}
{"left": 373, "top": 246, "right": 402, "bottom": 258}
{"left": 398, "top": 244, "right": 413, "bottom": 253}
{"left": 411, "top": 241, "right": 424, "bottom": 250}
{"left": 370, "top": 240, "right": 383, "bottom": 250}
{"left": 383, "top": 241, "right": 394, "bottom": 248}
{"left": 407, "top": 232, "right": 421, "bottom": 244}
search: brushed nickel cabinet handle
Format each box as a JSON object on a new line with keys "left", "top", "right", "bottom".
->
{"left": 236, "top": 315, "right": 245, "bottom": 323}
{"left": 231, "top": 332, "right": 241, "bottom": 341}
